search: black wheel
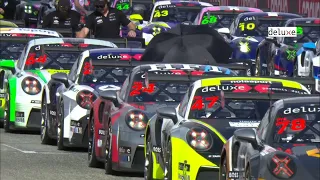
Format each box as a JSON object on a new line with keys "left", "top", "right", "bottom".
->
{"left": 41, "top": 95, "right": 55, "bottom": 144}
{"left": 267, "top": 55, "right": 275, "bottom": 76}
{"left": 88, "top": 115, "right": 101, "bottom": 167}
{"left": 219, "top": 156, "right": 227, "bottom": 180}
{"left": 57, "top": 100, "right": 65, "bottom": 150}
{"left": 105, "top": 121, "right": 114, "bottom": 174}
{"left": 164, "top": 140, "right": 172, "bottom": 180}
{"left": 144, "top": 134, "right": 154, "bottom": 180}
{"left": 4, "top": 90, "right": 11, "bottom": 133}
{"left": 245, "top": 166, "right": 252, "bottom": 180}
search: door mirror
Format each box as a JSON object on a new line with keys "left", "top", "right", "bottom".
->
{"left": 217, "top": 27, "right": 230, "bottom": 34}
{"left": 302, "top": 42, "right": 316, "bottom": 49}
{"left": 51, "top": 72, "right": 69, "bottom": 87}
{"left": 234, "top": 128, "right": 259, "bottom": 148}
{"left": 100, "top": 90, "right": 119, "bottom": 106}
{"left": 156, "top": 107, "right": 178, "bottom": 124}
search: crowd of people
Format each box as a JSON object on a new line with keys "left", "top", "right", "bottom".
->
{"left": 0, "top": 0, "right": 137, "bottom": 38}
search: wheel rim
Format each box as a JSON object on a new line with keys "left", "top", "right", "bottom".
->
{"left": 88, "top": 118, "right": 94, "bottom": 160}
{"left": 144, "top": 139, "right": 152, "bottom": 179}
{"left": 105, "top": 125, "right": 112, "bottom": 166}
{"left": 41, "top": 97, "right": 47, "bottom": 140}
{"left": 4, "top": 92, "right": 9, "bottom": 128}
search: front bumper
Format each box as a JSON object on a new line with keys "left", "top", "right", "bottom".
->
{"left": 113, "top": 129, "right": 146, "bottom": 172}
{"left": 12, "top": 96, "right": 41, "bottom": 130}
{"left": 64, "top": 115, "right": 89, "bottom": 148}
{"left": 171, "top": 137, "right": 219, "bottom": 180}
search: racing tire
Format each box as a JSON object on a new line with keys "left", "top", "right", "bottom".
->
{"left": 41, "top": 95, "right": 55, "bottom": 145}
{"left": 105, "top": 121, "right": 114, "bottom": 175}
{"left": 144, "top": 134, "right": 154, "bottom": 180}
{"left": 4, "top": 90, "right": 12, "bottom": 133}
{"left": 57, "top": 100, "right": 65, "bottom": 150}
{"left": 88, "top": 115, "right": 101, "bottom": 168}
{"left": 245, "top": 166, "right": 252, "bottom": 180}
{"left": 219, "top": 155, "right": 227, "bottom": 180}
{"left": 164, "top": 139, "right": 173, "bottom": 180}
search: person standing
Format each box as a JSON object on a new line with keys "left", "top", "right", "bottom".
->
{"left": 76, "top": 0, "right": 136, "bottom": 38}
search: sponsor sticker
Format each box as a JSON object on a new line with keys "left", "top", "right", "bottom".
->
{"left": 119, "top": 146, "right": 131, "bottom": 154}
{"left": 228, "top": 171, "right": 240, "bottom": 179}
{"left": 30, "top": 100, "right": 41, "bottom": 104}
{"left": 0, "top": 93, "right": 5, "bottom": 98}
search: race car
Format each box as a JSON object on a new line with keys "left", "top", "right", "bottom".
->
{"left": 141, "top": 1, "right": 212, "bottom": 45}
{"left": 255, "top": 18, "right": 320, "bottom": 77}
{"left": 144, "top": 77, "right": 311, "bottom": 180}
{"left": 312, "top": 38, "right": 320, "bottom": 93}
{"left": 0, "top": 28, "right": 62, "bottom": 127}
{"left": 223, "top": 12, "right": 301, "bottom": 64}
{"left": 15, "top": 0, "right": 41, "bottom": 28}
{"left": 44, "top": 48, "right": 145, "bottom": 150}
{"left": 87, "top": 64, "right": 238, "bottom": 173}
{"left": 193, "top": 6, "right": 262, "bottom": 30}
{"left": 0, "top": 38, "right": 117, "bottom": 132}
{"left": 220, "top": 95, "right": 319, "bottom": 180}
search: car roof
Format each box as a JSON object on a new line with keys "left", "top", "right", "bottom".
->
{"left": 285, "top": 17, "right": 320, "bottom": 25}
{"left": 154, "top": 0, "right": 212, "bottom": 6}
{"left": 201, "top": 6, "right": 262, "bottom": 12}
{"left": 283, "top": 96, "right": 320, "bottom": 105}
{"left": 237, "top": 12, "right": 302, "bottom": 19}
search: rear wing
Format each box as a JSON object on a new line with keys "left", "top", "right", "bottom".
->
{"left": 91, "top": 60, "right": 156, "bottom": 67}
{"left": 222, "top": 92, "right": 314, "bottom": 100}
{"left": 97, "top": 37, "right": 146, "bottom": 48}
{"left": 272, "top": 77, "right": 315, "bottom": 93}
{"left": 147, "top": 73, "right": 230, "bottom": 82}
{"left": 217, "top": 59, "right": 253, "bottom": 76}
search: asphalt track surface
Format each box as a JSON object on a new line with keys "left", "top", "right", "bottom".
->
{"left": 0, "top": 128, "right": 144, "bottom": 180}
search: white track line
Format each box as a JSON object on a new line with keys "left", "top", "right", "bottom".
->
{"left": 1, "top": 144, "right": 37, "bottom": 153}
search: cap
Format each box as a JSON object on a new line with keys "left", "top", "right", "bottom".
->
{"left": 58, "top": 0, "right": 71, "bottom": 6}
{"left": 94, "top": 0, "right": 107, "bottom": 6}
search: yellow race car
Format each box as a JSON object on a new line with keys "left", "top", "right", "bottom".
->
{"left": 144, "top": 77, "right": 311, "bottom": 180}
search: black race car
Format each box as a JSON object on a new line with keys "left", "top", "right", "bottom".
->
{"left": 220, "top": 95, "right": 320, "bottom": 180}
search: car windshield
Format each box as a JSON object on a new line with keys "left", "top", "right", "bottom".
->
{"left": 152, "top": 4, "right": 202, "bottom": 23}
{"left": 23, "top": 43, "right": 110, "bottom": 70}
{"left": 200, "top": 12, "right": 241, "bottom": 28}
{"left": 77, "top": 57, "right": 137, "bottom": 86}
{"left": 188, "top": 91, "right": 271, "bottom": 120}
{"left": 284, "top": 24, "right": 320, "bottom": 45}
{"left": 234, "top": 16, "right": 290, "bottom": 37}
{"left": 273, "top": 104, "right": 320, "bottom": 143}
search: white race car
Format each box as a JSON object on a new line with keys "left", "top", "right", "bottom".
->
{"left": 41, "top": 47, "right": 145, "bottom": 150}
{"left": 312, "top": 38, "right": 320, "bottom": 92}
{"left": 0, "top": 38, "right": 117, "bottom": 132}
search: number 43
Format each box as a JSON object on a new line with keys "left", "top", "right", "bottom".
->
{"left": 153, "top": 10, "right": 168, "bottom": 18}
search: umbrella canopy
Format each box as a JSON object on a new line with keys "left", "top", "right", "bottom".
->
{"left": 141, "top": 24, "right": 233, "bottom": 64}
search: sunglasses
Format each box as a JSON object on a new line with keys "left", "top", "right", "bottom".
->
{"left": 95, "top": 5, "right": 105, "bottom": 8}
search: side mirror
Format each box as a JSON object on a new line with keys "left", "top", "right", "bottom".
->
{"left": 156, "top": 107, "right": 178, "bottom": 124}
{"left": 234, "top": 128, "right": 259, "bottom": 149}
{"left": 130, "top": 14, "right": 143, "bottom": 22}
{"left": 302, "top": 42, "right": 316, "bottom": 49}
{"left": 51, "top": 72, "right": 69, "bottom": 87}
{"left": 100, "top": 90, "right": 119, "bottom": 106}
{"left": 0, "top": 60, "right": 15, "bottom": 73}
{"left": 217, "top": 27, "right": 230, "bottom": 34}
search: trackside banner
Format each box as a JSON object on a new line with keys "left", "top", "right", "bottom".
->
{"left": 201, "top": 0, "right": 319, "bottom": 18}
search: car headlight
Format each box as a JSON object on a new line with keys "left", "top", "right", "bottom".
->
{"left": 21, "top": 77, "right": 41, "bottom": 95}
{"left": 268, "top": 153, "right": 297, "bottom": 179}
{"left": 239, "top": 41, "right": 250, "bottom": 53}
{"left": 76, "top": 90, "right": 97, "bottom": 110}
{"left": 125, "top": 110, "right": 148, "bottom": 131}
{"left": 186, "top": 127, "right": 213, "bottom": 151}
{"left": 24, "top": 5, "right": 32, "bottom": 14}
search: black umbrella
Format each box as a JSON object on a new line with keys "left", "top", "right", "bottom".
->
{"left": 141, "top": 24, "right": 233, "bottom": 64}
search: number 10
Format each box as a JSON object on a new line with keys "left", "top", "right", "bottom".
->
{"left": 238, "top": 23, "right": 255, "bottom": 31}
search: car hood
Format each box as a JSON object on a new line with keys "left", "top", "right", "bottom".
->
{"left": 274, "top": 143, "right": 320, "bottom": 180}
{"left": 26, "top": 69, "right": 70, "bottom": 84}
{"left": 128, "top": 102, "right": 179, "bottom": 118}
